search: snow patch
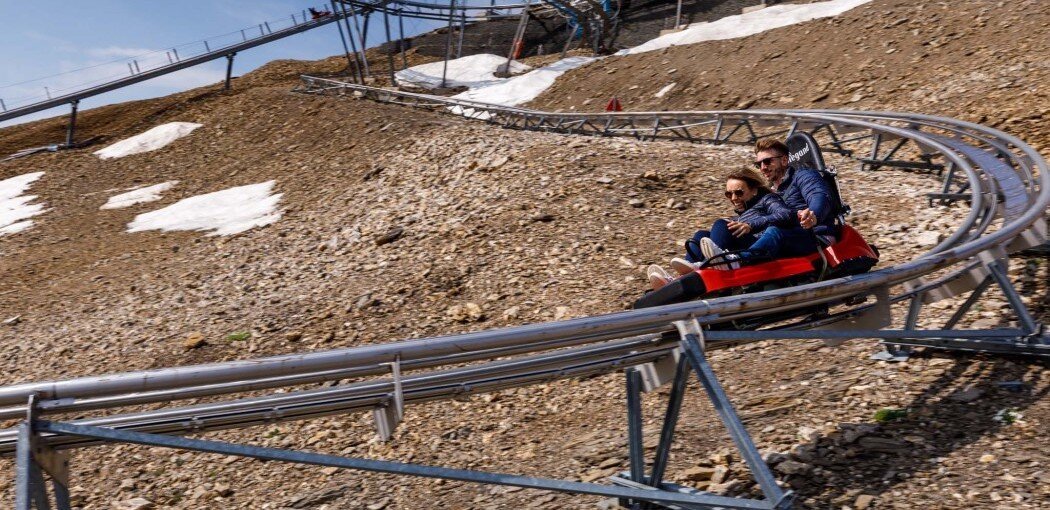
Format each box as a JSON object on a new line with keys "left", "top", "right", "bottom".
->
{"left": 100, "top": 181, "right": 179, "bottom": 210}
{"left": 618, "top": 0, "right": 872, "bottom": 55}
{"left": 127, "top": 181, "right": 282, "bottom": 236}
{"left": 94, "top": 122, "right": 203, "bottom": 160}
{"left": 0, "top": 172, "right": 47, "bottom": 236}
{"left": 395, "top": 54, "right": 531, "bottom": 89}
{"left": 654, "top": 83, "right": 676, "bottom": 98}
{"left": 450, "top": 56, "right": 598, "bottom": 118}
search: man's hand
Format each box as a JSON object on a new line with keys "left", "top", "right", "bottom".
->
{"left": 726, "top": 220, "right": 752, "bottom": 237}
{"left": 798, "top": 209, "right": 817, "bottom": 229}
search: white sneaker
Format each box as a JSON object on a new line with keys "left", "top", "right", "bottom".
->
{"left": 712, "top": 253, "right": 742, "bottom": 271}
{"left": 699, "top": 237, "right": 723, "bottom": 261}
{"left": 700, "top": 239, "right": 743, "bottom": 270}
{"left": 646, "top": 264, "right": 673, "bottom": 290}
{"left": 670, "top": 257, "right": 699, "bottom": 275}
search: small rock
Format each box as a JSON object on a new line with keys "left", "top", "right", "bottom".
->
{"left": 481, "top": 155, "right": 509, "bottom": 171}
{"left": 914, "top": 230, "right": 941, "bottom": 247}
{"left": 285, "top": 331, "right": 304, "bottom": 342}
{"left": 709, "top": 452, "right": 731, "bottom": 466}
{"left": 640, "top": 170, "right": 660, "bottom": 181}
{"left": 114, "top": 498, "right": 154, "bottom": 510}
{"left": 710, "top": 465, "right": 729, "bottom": 484}
{"left": 797, "top": 425, "right": 821, "bottom": 443}
{"left": 119, "top": 478, "right": 136, "bottom": 491}
{"left": 554, "top": 306, "right": 572, "bottom": 320}
{"left": 681, "top": 466, "right": 716, "bottom": 481}
{"left": 288, "top": 487, "right": 347, "bottom": 508}
{"left": 2, "top": 315, "right": 20, "bottom": 326}
{"left": 596, "top": 176, "right": 613, "bottom": 184}
{"left": 949, "top": 387, "right": 984, "bottom": 403}
{"left": 628, "top": 199, "right": 645, "bottom": 208}
{"left": 530, "top": 213, "right": 556, "bottom": 222}
{"left": 858, "top": 436, "right": 909, "bottom": 453}
{"left": 708, "top": 479, "right": 742, "bottom": 495}
{"left": 447, "top": 302, "right": 484, "bottom": 322}
{"left": 979, "top": 454, "right": 996, "bottom": 463}
{"left": 762, "top": 451, "right": 787, "bottom": 465}
{"left": 855, "top": 494, "right": 876, "bottom": 509}
{"left": 183, "top": 332, "right": 206, "bottom": 350}
{"left": 775, "top": 460, "right": 811, "bottom": 475}
{"left": 367, "top": 498, "right": 391, "bottom": 510}
{"left": 354, "top": 293, "right": 378, "bottom": 310}
{"left": 502, "top": 306, "right": 521, "bottom": 319}
{"left": 374, "top": 227, "right": 404, "bottom": 246}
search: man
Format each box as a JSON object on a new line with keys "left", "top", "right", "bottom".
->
{"left": 724, "top": 139, "right": 835, "bottom": 259}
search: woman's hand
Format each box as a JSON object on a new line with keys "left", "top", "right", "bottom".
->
{"left": 798, "top": 209, "right": 817, "bottom": 229}
{"left": 726, "top": 220, "right": 752, "bottom": 237}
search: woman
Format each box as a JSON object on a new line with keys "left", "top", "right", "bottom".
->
{"left": 648, "top": 167, "right": 797, "bottom": 289}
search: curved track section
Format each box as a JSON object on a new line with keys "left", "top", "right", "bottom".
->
{"left": 0, "top": 79, "right": 1046, "bottom": 509}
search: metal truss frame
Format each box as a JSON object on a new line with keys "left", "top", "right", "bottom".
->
{"left": 13, "top": 324, "right": 794, "bottom": 510}
{"left": 2, "top": 77, "right": 1048, "bottom": 509}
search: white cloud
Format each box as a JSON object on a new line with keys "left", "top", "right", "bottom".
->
{"left": 85, "top": 46, "right": 157, "bottom": 59}
{"left": 149, "top": 65, "right": 227, "bottom": 90}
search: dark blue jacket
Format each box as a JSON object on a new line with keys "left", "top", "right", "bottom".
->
{"left": 734, "top": 189, "right": 797, "bottom": 233}
{"left": 776, "top": 166, "right": 836, "bottom": 236}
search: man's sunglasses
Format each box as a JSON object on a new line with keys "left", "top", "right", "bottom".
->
{"left": 753, "top": 156, "right": 781, "bottom": 168}
{"left": 724, "top": 189, "right": 746, "bottom": 198}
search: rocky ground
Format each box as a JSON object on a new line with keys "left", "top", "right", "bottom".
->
{"left": 529, "top": 0, "right": 1050, "bottom": 159}
{"left": 0, "top": 0, "right": 1047, "bottom": 509}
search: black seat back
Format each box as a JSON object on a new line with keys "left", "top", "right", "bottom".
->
{"left": 785, "top": 131, "right": 850, "bottom": 223}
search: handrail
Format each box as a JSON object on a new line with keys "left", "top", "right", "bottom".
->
{"left": 0, "top": 14, "right": 349, "bottom": 124}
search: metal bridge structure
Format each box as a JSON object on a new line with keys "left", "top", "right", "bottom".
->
{"left": 1, "top": 74, "right": 1046, "bottom": 509}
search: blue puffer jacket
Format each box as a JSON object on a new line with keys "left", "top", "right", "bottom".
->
{"left": 734, "top": 189, "right": 797, "bottom": 233}
{"left": 776, "top": 166, "right": 837, "bottom": 236}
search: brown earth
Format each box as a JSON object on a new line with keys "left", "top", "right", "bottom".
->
{"left": 0, "top": 1, "right": 1048, "bottom": 509}
{"left": 529, "top": 0, "right": 1050, "bottom": 158}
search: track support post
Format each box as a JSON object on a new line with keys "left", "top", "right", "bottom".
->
{"left": 979, "top": 248, "right": 1040, "bottom": 336}
{"left": 674, "top": 319, "right": 793, "bottom": 510}
{"left": 224, "top": 53, "right": 237, "bottom": 90}
{"left": 64, "top": 100, "right": 78, "bottom": 148}
{"left": 374, "top": 355, "right": 406, "bottom": 441}
{"left": 15, "top": 396, "right": 72, "bottom": 510}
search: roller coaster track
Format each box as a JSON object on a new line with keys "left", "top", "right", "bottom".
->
{"left": 1, "top": 77, "right": 1046, "bottom": 510}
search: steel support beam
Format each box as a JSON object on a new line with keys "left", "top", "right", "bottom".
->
{"left": 224, "top": 53, "right": 236, "bottom": 90}
{"left": 441, "top": 0, "right": 456, "bottom": 87}
{"left": 675, "top": 321, "right": 791, "bottom": 509}
{"left": 64, "top": 100, "right": 78, "bottom": 147}
{"left": 382, "top": 7, "right": 397, "bottom": 85}
{"left": 35, "top": 421, "right": 776, "bottom": 509}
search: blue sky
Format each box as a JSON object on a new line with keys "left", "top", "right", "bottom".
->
{"left": 0, "top": 1, "right": 448, "bottom": 127}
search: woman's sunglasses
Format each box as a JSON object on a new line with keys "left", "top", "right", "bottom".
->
{"left": 724, "top": 189, "right": 746, "bottom": 198}
{"left": 752, "top": 156, "right": 780, "bottom": 168}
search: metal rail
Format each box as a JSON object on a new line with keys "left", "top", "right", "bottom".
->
{"left": 2, "top": 79, "right": 1046, "bottom": 510}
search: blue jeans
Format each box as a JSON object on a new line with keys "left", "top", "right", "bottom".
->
{"left": 686, "top": 222, "right": 818, "bottom": 263}
{"left": 685, "top": 219, "right": 757, "bottom": 262}
{"left": 740, "top": 226, "right": 819, "bottom": 260}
